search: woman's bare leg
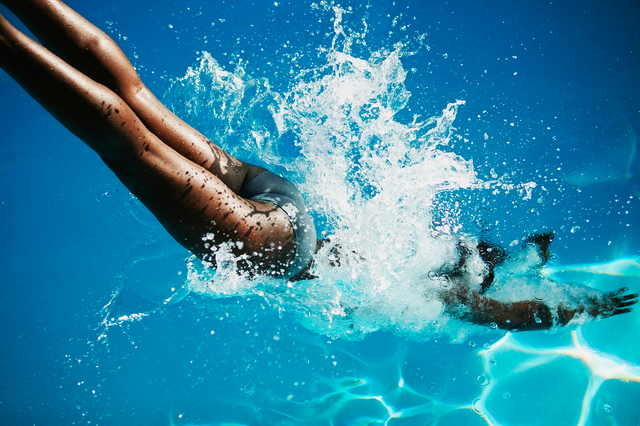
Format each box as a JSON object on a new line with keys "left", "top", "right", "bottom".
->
{"left": 0, "top": 13, "right": 295, "bottom": 273}
{"left": 1, "top": 0, "right": 265, "bottom": 193}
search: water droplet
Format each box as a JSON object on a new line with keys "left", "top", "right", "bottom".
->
{"left": 571, "top": 226, "right": 580, "bottom": 233}
{"left": 603, "top": 404, "right": 612, "bottom": 413}
{"left": 469, "top": 341, "right": 476, "bottom": 347}
{"left": 502, "top": 391, "right": 511, "bottom": 400}
{"left": 535, "top": 317, "right": 542, "bottom": 324}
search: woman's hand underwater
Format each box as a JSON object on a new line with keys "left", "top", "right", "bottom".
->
{"left": 590, "top": 287, "right": 638, "bottom": 319}
{"left": 556, "top": 287, "right": 638, "bottom": 326}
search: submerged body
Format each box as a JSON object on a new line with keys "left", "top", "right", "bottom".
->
{"left": 435, "top": 233, "right": 637, "bottom": 331}
{"left": 0, "top": 0, "right": 636, "bottom": 332}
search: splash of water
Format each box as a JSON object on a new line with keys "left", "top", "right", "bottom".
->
{"left": 162, "top": 7, "right": 538, "bottom": 341}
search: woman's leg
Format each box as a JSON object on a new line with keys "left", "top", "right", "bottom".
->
{"left": 1, "top": 0, "right": 265, "bottom": 194}
{"left": 0, "top": 13, "right": 295, "bottom": 273}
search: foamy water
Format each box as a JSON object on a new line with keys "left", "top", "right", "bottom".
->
{"left": 157, "top": 6, "right": 591, "bottom": 341}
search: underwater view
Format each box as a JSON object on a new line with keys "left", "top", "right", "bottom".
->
{"left": 1, "top": 0, "right": 639, "bottom": 424}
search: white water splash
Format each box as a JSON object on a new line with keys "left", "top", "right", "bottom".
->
{"left": 162, "top": 7, "right": 538, "bottom": 341}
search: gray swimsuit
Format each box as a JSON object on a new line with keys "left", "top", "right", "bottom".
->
{"left": 239, "top": 171, "right": 317, "bottom": 279}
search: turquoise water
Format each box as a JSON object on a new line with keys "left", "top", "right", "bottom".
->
{"left": 1, "top": 0, "right": 639, "bottom": 424}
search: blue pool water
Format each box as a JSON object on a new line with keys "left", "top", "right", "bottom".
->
{"left": 1, "top": 0, "right": 639, "bottom": 424}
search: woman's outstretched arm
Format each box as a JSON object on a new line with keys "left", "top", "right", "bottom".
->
{"left": 440, "top": 284, "right": 638, "bottom": 331}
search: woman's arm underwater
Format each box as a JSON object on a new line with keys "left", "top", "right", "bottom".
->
{"left": 439, "top": 284, "right": 638, "bottom": 331}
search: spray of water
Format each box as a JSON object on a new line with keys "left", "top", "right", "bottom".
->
{"left": 163, "top": 6, "right": 544, "bottom": 341}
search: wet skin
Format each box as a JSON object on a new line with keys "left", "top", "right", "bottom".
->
{"left": 0, "top": 0, "right": 296, "bottom": 275}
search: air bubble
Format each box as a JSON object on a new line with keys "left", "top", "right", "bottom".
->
{"left": 475, "top": 373, "right": 491, "bottom": 386}
{"left": 471, "top": 397, "right": 485, "bottom": 415}
{"left": 531, "top": 287, "right": 545, "bottom": 302}
{"left": 428, "top": 382, "right": 441, "bottom": 396}
{"left": 438, "top": 357, "right": 453, "bottom": 370}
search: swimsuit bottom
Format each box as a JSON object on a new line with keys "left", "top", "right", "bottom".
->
{"left": 239, "top": 171, "right": 317, "bottom": 279}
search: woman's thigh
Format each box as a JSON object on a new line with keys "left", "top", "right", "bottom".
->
{"left": 3, "top": 0, "right": 264, "bottom": 194}
{"left": 1, "top": 14, "right": 295, "bottom": 274}
{"left": 116, "top": 124, "right": 296, "bottom": 273}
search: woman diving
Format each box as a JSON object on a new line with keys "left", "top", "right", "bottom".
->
{"left": 1, "top": 0, "right": 636, "bottom": 332}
